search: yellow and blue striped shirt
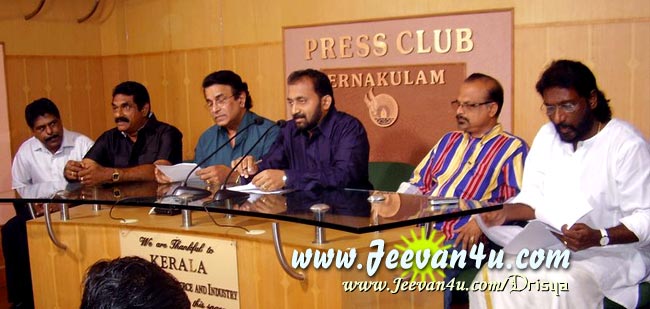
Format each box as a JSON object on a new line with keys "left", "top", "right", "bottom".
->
{"left": 409, "top": 124, "right": 528, "bottom": 239}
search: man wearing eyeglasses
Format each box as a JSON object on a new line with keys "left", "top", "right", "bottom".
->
{"left": 155, "top": 70, "right": 278, "bottom": 185}
{"left": 398, "top": 73, "right": 528, "bottom": 308}
{"left": 68, "top": 81, "right": 183, "bottom": 186}
{"left": 472, "top": 60, "right": 650, "bottom": 308}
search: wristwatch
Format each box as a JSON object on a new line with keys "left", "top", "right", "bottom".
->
{"left": 599, "top": 228, "right": 610, "bottom": 246}
{"left": 112, "top": 169, "right": 121, "bottom": 182}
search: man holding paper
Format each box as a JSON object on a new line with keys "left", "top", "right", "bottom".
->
{"left": 155, "top": 70, "right": 277, "bottom": 184}
{"left": 472, "top": 60, "right": 650, "bottom": 308}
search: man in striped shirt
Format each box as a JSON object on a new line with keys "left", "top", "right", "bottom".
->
{"left": 400, "top": 73, "right": 528, "bottom": 248}
{"left": 398, "top": 73, "right": 528, "bottom": 307}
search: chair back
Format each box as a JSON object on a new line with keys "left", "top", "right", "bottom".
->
{"left": 368, "top": 161, "right": 415, "bottom": 191}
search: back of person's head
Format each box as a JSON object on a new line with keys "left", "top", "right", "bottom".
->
{"left": 535, "top": 59, "right": 611, "bottom": 122}
{"left": 202, "top": 70, "right": 253, "bottom": 109}
{"left": 25, "top": 98, "right": 61, "bottom": 129}
{"left": 464, "top": 73, "right": 504, "bottom": 117}
{"left": 80, "top": 256, "right": 190, "bottom": 309}
{"left": 112, "top": 81, "right": 151, "bottom": 111}
{"left": 287, "top": 69, "right": 336, "bottom": 107}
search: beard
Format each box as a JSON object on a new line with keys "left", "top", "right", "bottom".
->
{"left": 554, "top": 111, "right": 595, "bottom": 143}
{"left": 294, "top": 108, "right": 322, "bottom": 132}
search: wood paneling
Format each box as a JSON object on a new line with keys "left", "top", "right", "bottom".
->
{"left": 5, "top": 56, "right": 107, "bottom": 156}
{"left": 1, "top": 0, "right": 648, "bottom": 160}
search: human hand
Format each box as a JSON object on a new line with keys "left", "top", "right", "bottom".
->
{"left": 64, "top": 160, "right": 84, "bottom": 181}
{"left": 154, "top": 167, "right": 172, "bottom": 184}
{"left": 251, "top": 169, "right": 286, "bottom": 191}
{"left": 195, "top": 164, "right": 231, "bottom": 185}
{"left": 554, "top": 223, "right": 600, "bottom": 251}
{"left": 232, "top": 156, "right": 259, "bottom": 179}
{"left": 78, "top": 159, "right": 111, "bottom": 186}
{"left": 453, "top": 219, "right": 484, "bottom": 251}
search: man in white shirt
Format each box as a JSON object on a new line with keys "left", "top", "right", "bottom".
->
{"left": 471, "top": 60, "right": 650, "bottom": 308}
{"left": 4, "top": 98, "right": 93, "bottom": 308}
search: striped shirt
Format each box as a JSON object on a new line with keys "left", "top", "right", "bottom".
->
{"left": 409, "top": 124, "right": 528, "bottom": 240}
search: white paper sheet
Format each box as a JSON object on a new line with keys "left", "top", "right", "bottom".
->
{"left": 156, "top": 163, "right": 200, "bottom": 182}
{"left": 503, "top": 220, "right": 562, "bottom": 254}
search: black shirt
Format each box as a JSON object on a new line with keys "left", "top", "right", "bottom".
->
{"left": 84, "top": 114, "right": 183, "bottom": 168}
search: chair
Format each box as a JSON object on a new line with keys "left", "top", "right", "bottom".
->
{"left": 368, "top": 161, "right": 415, "bottom": 191}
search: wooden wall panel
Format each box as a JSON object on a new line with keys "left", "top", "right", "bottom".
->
{"left": 1, "top": 0, "right": 649, "bottom": 161}
{"left": 5, "top": 56, "right": 107, "bottom": 155}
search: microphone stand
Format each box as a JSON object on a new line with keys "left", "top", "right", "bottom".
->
{"left": 170, "top": 118, "right": 264, "bottom": 201}
{"left": 211, "top": 120, "right": 286, "bottom": 206}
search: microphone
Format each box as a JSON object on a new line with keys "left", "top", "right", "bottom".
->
{"left": 171, "top": 117, "right": 265, "bottom": 201}
{"left": 212, "top": 119, "right": 286, "bottom": 205}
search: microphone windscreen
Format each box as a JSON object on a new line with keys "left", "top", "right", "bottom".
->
{"left": 276, "top": 120, "right": 287, "bottom": 127}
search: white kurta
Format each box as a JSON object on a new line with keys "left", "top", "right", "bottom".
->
{"left": 471, "top": 119, "right": 650, "bottom": 309}
{"left": 11, "top": 129, "right": 94, "bottom": 188}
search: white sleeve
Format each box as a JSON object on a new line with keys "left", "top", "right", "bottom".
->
{"left": 11, "top": 147, "right": 31, "bottom": 188}
{"left": 616, "top": 139, "right": 650, "bottom": 246}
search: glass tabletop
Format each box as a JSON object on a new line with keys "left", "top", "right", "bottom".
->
{"left": 0, "top": 181, "right": 502, "bottom": 234}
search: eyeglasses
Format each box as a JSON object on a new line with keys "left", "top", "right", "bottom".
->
{"left": 450, "top": 100, "right": 493, "bottom": 111}
{"left": 541, "top": 102, "right": 579, "bottom": 116}
{"left": 205, "top": 94, "right": 235, "bottom": 109}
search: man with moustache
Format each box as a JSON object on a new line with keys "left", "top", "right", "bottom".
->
{"left": 397, "top": 73, "right": 528, "bottom": 308}
{"left": 155, "top": 70, "right": 277, "bottom": 185}
{"left": 6, "top": 98, "right": 94, "bottom": 308}
{"left": 471, "top": 60, "right": 650, "bottom": 308}
{"left": 68, "top": 81, "right": 182, "bottom": 186}
{"left": 234, "top": 68, "right": 372, "bottom": 191}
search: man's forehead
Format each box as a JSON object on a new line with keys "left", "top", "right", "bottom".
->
{"left": 33, "top": 114, "right": 58, "bottom": 124}
{"left": 112, "top": 94, "right": 135, "bottom": 104}
{"left": 205, "top": 84, "right": 233, "bottom": 96}
{"left": 458, "top": 81, "right": 488, "bottom": 99}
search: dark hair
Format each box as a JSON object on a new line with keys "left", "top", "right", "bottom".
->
{"left": 287, "top": 69, "right": 335, "bottom": 107}
{"left": 202, "top": 70, "right": 253, "bottom": 109}
{"left": 465, "top": 73, "right": 504, "bottom": 117}
{"left": 25, "top": 98, "right": 60, "bottom": 128}
{"left": 112, "top": 81, "right": 151, "bottom": 110}
{"left": 536, "top": 59, "right": 612, "bottom": 122}
{"left": 80, "top": 256, "right": 190, "bottom": 309}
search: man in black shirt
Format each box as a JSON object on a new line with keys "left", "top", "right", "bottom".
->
{"left": 67, "top": 81, "right": 182, "bottom": 186}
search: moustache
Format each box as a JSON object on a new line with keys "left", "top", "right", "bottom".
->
{"left": 456, "top": 115, "right": 468, "bottom": 122}
{"left": 115, "top": 117, "right": 129, "bottom": 124}
{"left": 292, "top": 113, "right": 305, "bottom": 120}
{"left": 45, "top": 134, "right": 60, "bottom": 143}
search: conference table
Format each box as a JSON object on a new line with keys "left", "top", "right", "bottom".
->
{"left": 0, "top": 180, "right": 501, "bottom": 308}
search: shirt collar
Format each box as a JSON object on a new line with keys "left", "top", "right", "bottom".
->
{"left": 462, "top": 123, "right": 503, "bottom": 143}
{"left": 218, "top": 110, "right": 254, "bottom": 134}
{"left": 33, "top": 128, "right": 73, "bottom": 154}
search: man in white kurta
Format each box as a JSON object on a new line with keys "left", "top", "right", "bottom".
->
{"left": 470, "top": 60, "right": 649, "bottom": 309}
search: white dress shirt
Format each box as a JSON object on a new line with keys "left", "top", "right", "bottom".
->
{"left": 11, "top": 129, "right": 94, "bottom": 188}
